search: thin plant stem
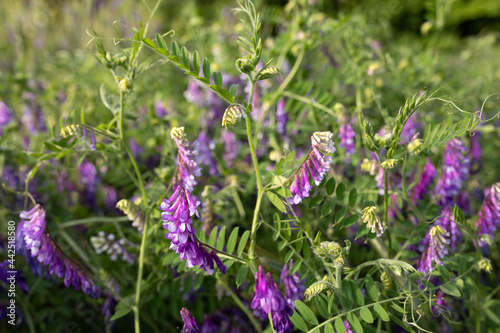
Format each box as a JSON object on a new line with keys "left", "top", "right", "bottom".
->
{"left": 118, "top": 88, "right": 150, "bottom": 333}
{"left": 246, "top": 80, "right": 264, "bottom": 271}
{"left": 383, "top": 169, "right": 392, "bottom": 258}
{"left": 59, "top": 216, "right": 130, "bottom": 228}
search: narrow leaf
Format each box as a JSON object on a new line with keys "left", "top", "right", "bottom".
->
{"left": 290, "top": 311, "right": 308, "bottom": 332}
{"left": 326, "top": 177, "right": 336, "bottom": 196}
{"left": 295, "top": 300, "right": 318, "bottom": 325}
{"left": 359, "top": 308, "right": 374, "bottom": 323}
{"left": 266, "top": 191, "right": 286, "bottom": 212}
{"left": 235, "top": 265, "right": 249, "bottom": 288}
{"left": 216, "top": 226, "right": 226, "bottom": 250}
{"left": 334, "top": 317, "right": 346, "bottom": 333}
{"left": 373, "top": 303, "right": 389, "bottom": 322}
{"left": 226, "top": 227, "right": 239, "bottom": 254}
{"left": 202, "top": 57, "right": 211, "bottom": 79}
{"left": 237, "top": 230, "right": 250, "bottom": 257}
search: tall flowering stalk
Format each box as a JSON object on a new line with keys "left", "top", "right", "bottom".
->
{"left": 251, "top": 266, "right": 293, "bottom": 333}
{"left": 289, "top": 132, "right": 335, "bottom": 204}
{"left": 476, "top": 183, "right": 500, "bottom": 246}
{"left": 160, "top": 186, "right": 226, "bottom": 274}
{"left": 20, "top": 204, "right": 100, "bottom": 297}
{"left": 171, "top": 127, "right": 202, "bottom": 192}
{"left": 434, "top": 139, "right": 470, "bottom": 206}
{"left": 435, "top": 207, "right": 461, "bottom": 252}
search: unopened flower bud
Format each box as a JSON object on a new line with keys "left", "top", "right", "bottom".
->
{"left": 235, "top": 58, "right": 254, "bottom": 74}
{"left": 119, "top": 78, "right": 132, "bottom": 92}
{"left": 222, "top": 104, "right": 246, "bottom": 127}
{"left": 170, "top": 126, "right": 186, "bottom": 140}
{"left": 408, "top": 135, "right": 423, "bottom": 154}
{"left": 362, "top": 206, "right": 385, "bottom": 237}
{"left": 361, "top": 158, "right": 378, "bottom": 175}
{"left": 380, "top": 159, "right": 400, "bottom": 170}
{"left": 478, "top": 258, "right": 493, "bottom": 273}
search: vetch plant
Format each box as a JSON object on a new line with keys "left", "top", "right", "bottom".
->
{"left": 2, "top": 0, "right": 500, "bottom": 332}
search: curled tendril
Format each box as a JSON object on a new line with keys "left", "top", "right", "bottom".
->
{"left": 85, "top": 27, "right": 98, "bottom": 49}
{"left": 160, "top": 29, "right": 175, "bottom": 38}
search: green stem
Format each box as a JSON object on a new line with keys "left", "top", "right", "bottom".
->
{"left": 383, "top": 170, "right": 392, "bottom": 258}
{"left": 335, "top": 264, "right": 342, "bottom": 289}
{"left": 219, "top": 279, "right": 262, "bottom": 333}
{"left": 118, "top": 89, "right": 149, "bottom": 333}
{"left": 475, "top": 240, "right": 481, "bottom": 333}
{"left": 246, "top": 80, "right": 264, "bottom": 270}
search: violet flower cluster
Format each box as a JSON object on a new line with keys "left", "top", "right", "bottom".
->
{"left": 161, "top": 186, "right": 226, "bottom": 275}
{"left": 476, "top": 182, "right": 500, "bottom": 246}
{"left": 410, "top": 157, "right": 437, "bottom": 204}
{"left": 289, "top": 132, "right": 335, "bottom": 204}
{"left": 417, "top": 225, "right": 450, "bottom": 274}
{"left": 20, "top": 204, "right": 100, "bottom": 297}
{"left": 281, "top": 259, "right": 306, "bottom": 308}
{"left": 251, "top": 266, "right": 293, "bottom": 333}
{"left": 434, "top": 138, "right": 470, "bottom": 206}
{"left": 171, "top": 127, "right": 202, "bottom": 192}
{"left": 338, "top": 121, "right": 355, "bottom": 160}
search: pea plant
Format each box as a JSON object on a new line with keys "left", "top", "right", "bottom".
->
{"left": 2, "top": 0, "right": 500, "bottom": 333}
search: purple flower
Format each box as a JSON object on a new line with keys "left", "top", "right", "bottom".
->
{"left": 171, "top": 127, "right": 202, "bottom": 192}
{"left": 344, "top": 320, "right": 354, "bottom": 333}
{"left": 251, "top": 266, "right": 293, "bottom": 333}
{"left": 0, "top": 101, "right": 12, "bottom": 135}
{"left": 289, "top": 132, "right": 335, "bottom": 204}
{"left": 434, "top": 139, "right": 470, "bottom": 206}
{"left": 161, "top": 186, "right": 226, "bottom": 274}
{"left": 338, "top": 122, "right": 356, "bottom": 158}
{"left": 180, "top": 308, "right": 201, "bottom": 333}
{"left": 129, "top": 138, "right": 143, "bottom": 159}
{"left": 79, "top": 160, "right": 99, "bottom": 191}
{"left": 280, "top": 260, "right": 305, "bottom": 308}
{"left": 411, "top": 158, "right": 437, "bottom": 204}
{"left": 196, "top": 131, "right": 218, "bottom": 176}
{"left": 20, "top": 204, "right": 100, "bottom": 297}
{"left": 155, "top": 101, "right": 168, "bottom": 117}
{"left": 276, "top": 99, "right": 288, "bottom": 137}
{"left": 417, "top": 225, "right": 450, "bottom": 274}
{"left": 476, "top": 183, "right": 500, "bottom": 246}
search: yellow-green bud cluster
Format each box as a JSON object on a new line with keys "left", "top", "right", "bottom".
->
{"left": 170, "top": 126, "right": 186, "bottom": 140}
{"left": 361, "top": 158, "right": 378, "bottom": 175}
{"left": 222, "top": 104, "right": 246, "bottom": 127}
{"left": 478, "top": 258, "right": 493, "bottom": 273}
{"left": 408, "top": 136, "right": 423, "bottom": 154}
{"left": 362, "top": 206, "right": 385, "bottom": 237}
{"left": 380, "top": 159, "right": 400, "bottom": 170}
{"left": 116, "top": 199, "right": 145, "bottom": 232}
{"left": 256, "top": 66, "right": 280, "bottom": 80}
{"left": 312, "top": 240, "right": 351, "bottom": 266}
{"left": 304, "top": 276, "right": 333, "bottom": 300}
{"left": 119, "top": 78, "right": 132, "bottom": 92}
{"left": 61, "top": 124, "right": 83, "bottom": 138}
